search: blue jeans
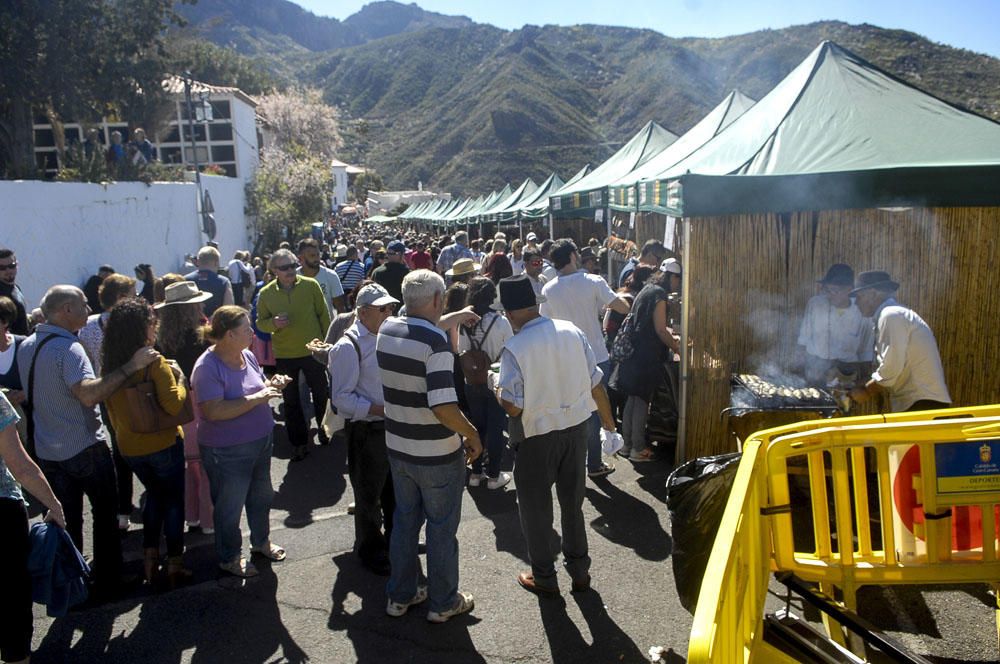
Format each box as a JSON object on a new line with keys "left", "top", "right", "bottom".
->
{"left": 465, "top": 384, "right": 508, "bottom": 478}
{"left": 126, "top": 439, "right": 186, "bottom": 556}
{"left": 586, "top": 360, "right": 611, "bottom": 471}
{"left": 201, "top": 433, "right": 275, "bottom": 563}
{"left": 387, "top": 453, "right": 466, "bottom": 613}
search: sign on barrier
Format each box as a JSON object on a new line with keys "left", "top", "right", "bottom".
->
{"left": 935, "top": 440, "right": 1000, "bottom": 493}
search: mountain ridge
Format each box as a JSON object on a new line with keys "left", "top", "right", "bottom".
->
{"left": 176, "top": 1, "right": 1000, "bottom": 197}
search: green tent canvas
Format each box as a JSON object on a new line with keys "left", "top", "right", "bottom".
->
{"left": 640, "top": 41, "right": 1000, "bottom": 216}
{"left": 550, "top": 121, "right": 678, "bottom": 217}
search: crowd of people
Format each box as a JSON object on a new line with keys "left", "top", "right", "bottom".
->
{"left": 0, "top": 219, "right": 948, "bottom": 661}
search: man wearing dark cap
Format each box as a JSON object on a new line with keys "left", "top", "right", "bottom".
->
{"left": 371, "top": 240, "right": 409, "bottom": 302}
{"left": 491, "top": 274, "right": 618, "bottom": 595}
{"left": 849, "top": 271, "right": 951, "bottom": 412}
{"left": 796, "top": 263, "right": 873, "bottom": 385}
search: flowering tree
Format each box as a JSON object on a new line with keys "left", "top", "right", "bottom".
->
{"left": 257, "top": 88, "right": 343, "bottom": 161}
{"left": 246, "top": 147, "right": 332, "bottom": 251}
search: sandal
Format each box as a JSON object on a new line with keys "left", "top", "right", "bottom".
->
{"left": 251, "top": 542, "right": 287, "bottom": 561}
{"left": 628, "top": 449, "right": 656, "bottom": 463}
{"left": 219, "top": 557, "right": 258, "bottom": 578}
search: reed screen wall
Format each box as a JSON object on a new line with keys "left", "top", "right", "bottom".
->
{"left": 680, "top": 206, "right": 1000, "bottom": 458}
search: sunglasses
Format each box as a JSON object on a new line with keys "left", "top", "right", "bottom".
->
{"left": 365, "top": 304, "right": 393, "bottom": 313}
{"left": 527, "top": 260, "right": 543, "bottom": 266}
{"left": 274, "top": 263, "right": 298, "bottom": 272}
{"left": 0, "top": 262, "right": 16, "bottom": 271}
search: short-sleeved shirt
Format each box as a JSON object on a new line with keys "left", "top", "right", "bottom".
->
{"left": 191, "top": 348, "right": 274, "bottom": 447}
{"left": 16, "top": 324, "right": 106, "bottom": 462}
{"left": 376, "top": 316, "right": 462, "bottom": 464}
{"left": 540, "top": 271, "right": 618, "bottom": 364}
{"left": 335, "top": 260, "right": 367, "bottom": 293}
{"left": 298, "top": 265, "right": 345, "bottom": 310}
{"left": 797, "top": 295, "right": 872, "bottom": 363}
{"left": 0, "top": 391, "right": 24, "bottom": 502}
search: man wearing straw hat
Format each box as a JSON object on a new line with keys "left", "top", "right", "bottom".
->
{"left": 490, "top": 274, "right": 619, "bottom": 594}
{"left": 848, "top": 271, "right": 951, "bottom": 412}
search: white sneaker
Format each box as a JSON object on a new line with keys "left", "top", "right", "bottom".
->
{"left": 486, "top": 472, "right": 512, "bottom": 490}
{"left": 202, "top": 527, "right": 214, "bottom": 535}
{"left": 467, "top": 473, "right": 484, "bottom": 487}
{"left": 386, "top": 585, "right": 428, "bottom": 617}
{"left": 118, "top": 515, "right": 131, "bottom": 530}
{"left": 427, "top": 591, "right": 474, "bottom": 623}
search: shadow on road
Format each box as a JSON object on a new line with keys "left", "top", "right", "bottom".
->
{"left": 270, "top": 423, "right": 348, "bottom": 528}
{"left": 467, "top": 481, "right": 532, "bottom": 565}
{"left": 586, "top": 478, "right": 672, "bottom": 562}
{"left": 327, "top": 552, "right": 486, "bottom": 664}
{"left": 536, "top": 589, "right": 647, "bottom": 663}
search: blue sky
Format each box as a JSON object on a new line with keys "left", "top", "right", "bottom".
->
{"left": 295, "top": 0, "right": 1000, "bottom": 57}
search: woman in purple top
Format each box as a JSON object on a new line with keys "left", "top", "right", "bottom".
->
{"left": 191, "top": 306, "right": 292, "bottom": 577}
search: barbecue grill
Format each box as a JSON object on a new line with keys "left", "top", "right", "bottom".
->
{"left": 725, "top": 373, "right": 845, "bottom": 443}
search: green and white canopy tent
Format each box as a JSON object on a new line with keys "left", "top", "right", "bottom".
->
{"left": 549, "top": 121, "right": 678, "bottom": 218}
{"left": 512, "top": 171, "right": 566, "bottom": 221}
{"left": 606, "top": 90, "right": 756, "bottom": 212}
{"left": 482, "top": 178, "right": 539, "bottom": 224}
{"left": 638, "top": 41, "right": 1000, "bottom": 217}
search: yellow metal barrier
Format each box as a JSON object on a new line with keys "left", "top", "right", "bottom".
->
{"left": 687, "top": 404, "right": 1000, "bottom": 663}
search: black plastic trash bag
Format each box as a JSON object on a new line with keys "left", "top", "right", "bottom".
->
{"left": 665, "top": 452, "right": 742, "bottom": 613}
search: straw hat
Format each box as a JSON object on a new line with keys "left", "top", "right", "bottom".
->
{"left": 154, "top": 281, "right": 212, "bottom": 309}
{"left": 445, "top": 258, "right": 480, "bottom": 277}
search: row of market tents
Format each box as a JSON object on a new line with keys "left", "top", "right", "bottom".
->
{"left": 393, "top": 40, "right": 1000, "bottom": 460}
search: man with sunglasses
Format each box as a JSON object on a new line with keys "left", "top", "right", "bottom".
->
{"left": 0, "top": 248, "right": 28, "bottom": 335}
{"left": 371, "top": 240, "right": 410, "bottom": 302}
{"left": 256, "top": 249, "right": 332, "bottom": 461}
{"left": 797, "top": 263, "right": 873, "bottom": 385}
{"left": 329, "top": 283, "right": 399, "bottom": 575}
{"left": 522, "top": 248, "right": 547, "bottom": 297}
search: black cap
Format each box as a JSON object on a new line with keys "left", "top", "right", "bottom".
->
{"left": 818, "top": 263, "right": 853, "bottom": 287}
{"left": 495, "top": 274, "right": 546, "bottom": 311}
{"left": 850, "top": 270, "right": 900, "bottom": 296}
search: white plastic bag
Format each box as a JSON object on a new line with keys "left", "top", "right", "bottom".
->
{"left": 322, "top": 402, "right": 345, "bottom": 438}
{"left": 600, "top": 428, "right": 624, "bottom": 455}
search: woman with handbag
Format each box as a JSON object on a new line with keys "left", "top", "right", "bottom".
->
{"left": 154, "top": 281, "right": 213, "bottom": 536}
{"left": 191, "top": 306, "right": 290, "bottom": 578}
{"left": 609, "top": 265, "right": 680, "bottom": 463}
{"left": 458, "top": 278, "right": 513, "bottom": 489}
{"left": 102, "top": 298, "right": 191, "bottom": 587}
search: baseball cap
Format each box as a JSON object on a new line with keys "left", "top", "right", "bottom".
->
{"left": 355, "top": 283, "right": 399, "bottom": 309}
{"left": 387, "top": 240, "right": 406, "bottom": 253}
{"left": 659, "top": 258, "right": 682, "bottom": 275}
{"left": 525, "top": 232, "right": 538, "bottom": 241}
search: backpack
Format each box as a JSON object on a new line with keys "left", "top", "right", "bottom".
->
{"left": 609, "top": 312, "right": 637, "bottom": 363}
{"left": 458, "top": 315, "right": 498, "bottom": 385}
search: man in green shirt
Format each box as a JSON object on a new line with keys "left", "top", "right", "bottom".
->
{"left": 256, "top": 249, "right": 332, "bottom": 460}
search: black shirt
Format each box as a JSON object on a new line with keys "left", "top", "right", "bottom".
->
{"left": 0, "top": 282, "right": 28, "bottom": 335}
{"left": 371, "top": 262, "right": 409, "bottom": 302}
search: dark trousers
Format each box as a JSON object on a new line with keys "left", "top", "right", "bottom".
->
{"left": 126, "top": 440, "right": 186, "bottom": 556}
{"left": 346, "top": 420, "right": 394, "bottom": 563}
{"left": 276, "top": 355, "right": 329, "bottom": 450}
{"left": 101, "top": 403, "right": 134, "bottom": 515}
{"left": 38, "top": 443, "right": 123, "bottom": 588}
{"left": 906, "top": 400, "right": 951, "bottom": 412}
{"left": 0, "top": 498, "right": 32, "bottom": 662}
{"left": 465, "top": 384, "right": 508, "bottom": 478}
{"left": 513, "top": 419, "right": 591, "bottom": 588}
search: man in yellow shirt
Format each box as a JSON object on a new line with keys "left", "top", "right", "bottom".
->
{"left": 256, "top": 249, "right": 331, "bottom": 460}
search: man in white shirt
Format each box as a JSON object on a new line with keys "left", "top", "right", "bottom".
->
{"left": 522, "top": 248, "right": 547, "bottom": 296}
{"left": 797, "top": 263, "right": 873, "bottom": 384}
{"left": 328, "top": 283, "right": 398, "bottom": 575}
{"left": 849, "top": 271, "right": 951, "bottom": 412}
{"left": 540, "top": 239, "right": 630, "bottom": 477}
{"left": 493, "top": 274, "right": 618, "bottom": 595}
{"left": 298, "top": 238, "right": 346, "bottom": 313}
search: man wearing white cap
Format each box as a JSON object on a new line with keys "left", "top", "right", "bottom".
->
{"left": 329, "top": 283, "right": 399, "bottom": 575}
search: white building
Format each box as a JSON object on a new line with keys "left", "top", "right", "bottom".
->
{"left": 330, "top": 158, "right": 365, "bottom": 210}
{"left": 32, "top": 75, "right": 261, "bottom": 183}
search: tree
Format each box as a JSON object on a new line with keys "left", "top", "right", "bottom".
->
{"left": 352, "top": 170, "right": 384, "bottom": 204}
{"left": 166, "top": 37, "right": 279, "bottom": 97}
{"left": 0, "top": 0, "right": 189, "bottom": 178}
{"left": 246, "top": 147, "right": 332, "bottom": 251}
{"left": 256, "top": 88, "right": 343, "bottom": 162}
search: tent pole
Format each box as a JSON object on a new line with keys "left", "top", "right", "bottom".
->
{"left": 548, "top": 213, "right": 553, "bottom": 241}
{"left": 605, "top": 205, "right": 612, "bottom": 285}
{"left": 677, "top": 216, "right": 691, "bottom": 463}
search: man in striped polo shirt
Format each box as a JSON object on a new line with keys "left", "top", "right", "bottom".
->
{"left": 376, "top": 269, "right": 482, "bottom": 623}
{"left": 335, "top": 246, "right": 367, "bottom": 296}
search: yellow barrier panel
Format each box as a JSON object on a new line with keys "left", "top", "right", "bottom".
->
{"left": 687, "top": 404, "right": 1000, "bottom": 663}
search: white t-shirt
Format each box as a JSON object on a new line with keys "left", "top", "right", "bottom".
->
{"left": 797, "top": 295, "right": 872, "bottom": 362}
{"left": 299, "top": 265, "right": 344, "bottom": 309}
{"left": 510, "top": 256, "right": 525, "bottom": 275}
{"left": 227, "top": 259, "right": 250, "bottom": 285}
{"left": 540, "top": 271, "right": 617, "bottom": 364}
{"left": 457, "top": 311, "right": 514, "bottom": 363}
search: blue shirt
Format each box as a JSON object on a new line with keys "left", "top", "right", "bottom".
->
{"left": 328, "top": 320, "right": 383, "bottom": 422}
{"left": 16, "top": 325, "right": 106, "bottom": 462}
{"left": 435, "top": 242, "right": 474, "bottom": 274}
{"left": 0, "top": 391, "right": 24, "bottom": 502}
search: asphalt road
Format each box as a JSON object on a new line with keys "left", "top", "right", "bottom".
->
{"left": 27, "top": 413, "right": 999, "bottom": 663}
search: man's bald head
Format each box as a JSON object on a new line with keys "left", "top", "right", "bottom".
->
{"left": 41, "top": 285, "right": 85, "bottom": 319}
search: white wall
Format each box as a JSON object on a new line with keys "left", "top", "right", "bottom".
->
{"left": 331, "top": 165, "right": 348, "bottom": 209}
{"left": 0, "top": 178, "right": 251, "bottom": 309}
{"left": 230, "top": 95, "right": 260, "bottom": 184}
